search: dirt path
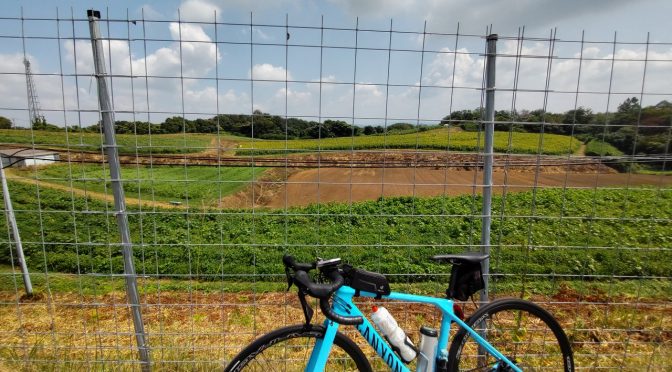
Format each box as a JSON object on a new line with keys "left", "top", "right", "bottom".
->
{"left": 193, "top": 136, "right": 239, "bottom": 157}
{"left": 265, "top": 168, "right": 672, "bottom": 207}
{"left": 5, "top": 169, "right": 184, "bottom": 210}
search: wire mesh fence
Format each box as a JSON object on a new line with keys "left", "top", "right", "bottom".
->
{"left": 0, "top": 7, "right": 671, "bottom": 371}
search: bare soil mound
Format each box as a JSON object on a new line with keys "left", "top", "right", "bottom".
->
{"left": 264, "top": 168, "right": 672, "bottom": 208}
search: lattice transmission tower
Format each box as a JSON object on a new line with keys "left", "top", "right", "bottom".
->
{"left": 23, "top": 58, "right": 45, "bottom": 126}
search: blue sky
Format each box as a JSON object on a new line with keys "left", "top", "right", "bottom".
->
{"left": 2, "top": 0, "right": 672, "bottom": 128}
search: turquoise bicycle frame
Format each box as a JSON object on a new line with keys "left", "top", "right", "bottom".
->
{"left": 306, "top": 286, "right": 521, "bottom": 372}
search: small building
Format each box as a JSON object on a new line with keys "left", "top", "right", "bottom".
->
{"left": 0, "top": 148, "right": 60, "bottom": 168}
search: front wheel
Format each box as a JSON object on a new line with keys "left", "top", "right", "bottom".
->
{"left": 447, "top": 298, "right": 574, "bottom": 371}
{"left": 225, "top": 324, "right": 372, "bottom": 372}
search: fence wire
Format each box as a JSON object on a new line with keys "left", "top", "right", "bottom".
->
{"left": 0, "top": 8, "right": 671, "bottom": 371}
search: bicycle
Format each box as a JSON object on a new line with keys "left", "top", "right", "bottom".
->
{"left": 225, "top": 254, "right": 574, "bottom": 371}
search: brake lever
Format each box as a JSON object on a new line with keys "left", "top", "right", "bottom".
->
{"left": 298, "top": 291, "right": 314, "bottom": 325}
{"left": 285, "top": 267, "right": 293, "bottom": 291}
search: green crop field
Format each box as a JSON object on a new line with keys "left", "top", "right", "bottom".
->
{"left": 1, "top": 181, "right": 669, "bottom": 283}
{"left": 1, "top": 128, "right": 582, "bottom": 156}
{"left": 9, "top": 164, "right": 266, "bottom": 205}
{"left": 0, "top": 129, "right": 213, "bottom": 154}
{"left": 235, "top": 128, "right": 582, "bottom": 155}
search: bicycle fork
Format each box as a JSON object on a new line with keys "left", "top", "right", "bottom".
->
{"left": 307, "top": 317, "right": 411, "bottom": 372}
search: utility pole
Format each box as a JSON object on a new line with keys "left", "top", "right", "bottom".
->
{"left": 23, "top": 58, "right": 45, "bottom": 127}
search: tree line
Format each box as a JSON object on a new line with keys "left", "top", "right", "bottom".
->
{"left": 443, "top": 98, "right": 672, "bottom": 157}
{"left": 2, "top": 97, "right": 670, "bottom": 161}
{"left": 1, "top": 110, "right": 428, "bottom": 139}
{"left": 101, "top": 113, "right": 425, "bottom": 139}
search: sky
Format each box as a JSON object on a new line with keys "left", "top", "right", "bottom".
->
{"left": 1, "top": 0, "right": 671, "bottom": 128}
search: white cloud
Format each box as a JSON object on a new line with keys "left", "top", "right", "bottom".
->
{"left": 219, "top": 89, "right": 251, "bottom": 112}
{"left": 254, "top": 28, "right": 271, "bottom": 41}
{"left": 275, "top": 87, "right": 312, "bottom": 101}
{"left": 0, "top": 53, "right": 31, "bottom": 124}
{"left": 424, "top": 47, "right": 484, "bottom": 88}
{"left": 191, "top": 0, "right": 302, "bottom": 13}
{"left": 60, "top": 21, "right": 221, "bottom": 122}
{"left": 138, "top": 4, "right": 164, "bottom": 19}
{"left": 64, "top": 21, "right": 219, "bottom": 79}
{"left": 329, "top": 0, "right": 632, "bottom": 35}
{"left": 305, "top": 75, "right": 338, "bottom": 92}
{"left": 328, "top": 0, "right": 415, "bottom": 17}
{"left": 179, "top": 0, "right": 221, "bottom": 22}
{"left": 250, "top": 63, "right": 292, "bottom": 81}
{"left": 0, "top": 53, "right": 98, "bottom": 126}
{"left": 355, "top": 84, "right": 383, "bottom": 97}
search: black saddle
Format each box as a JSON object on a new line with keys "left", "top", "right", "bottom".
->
{"left": 432, "top": 252, "right": 489, "bottom": 301}
{"left": 432, "top": 252, "right": 489, "bottom": 265}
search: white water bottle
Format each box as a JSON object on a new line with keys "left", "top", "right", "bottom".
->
{"left": 370, "top": 306, "right": 417, "bottom": 363}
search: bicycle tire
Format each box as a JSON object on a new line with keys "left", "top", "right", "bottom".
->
{"left": 225, "top": 324, "right": 372, "bottom": 372}
{"left": 447, "top": 298, "right": 574, "bottom": 372}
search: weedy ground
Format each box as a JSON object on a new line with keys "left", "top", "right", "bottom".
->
{"left": 0, "top": 276, "right": 669, "bottom": 371}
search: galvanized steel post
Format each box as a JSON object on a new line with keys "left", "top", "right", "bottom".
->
{"left": 87, "top": 10, "right": 151, "bottom": 371}
{"left": 480, "top": 34, "right": 497, "bottom": 304}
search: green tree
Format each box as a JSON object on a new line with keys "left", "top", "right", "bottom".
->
{"left": 161, "top": 116, "right": 185, "bottom": 133}
{"left": 612, "top": 97, "right": 640, "bottom": 126}
{"left": 0, "top": 116, "right": 12, "bottom": 129}
{"left": 363, "top": 125, "right": 375, "bottom": 135}
{"left": 562, "top": 107, "right": 594, "bottom": 125}
{"left": 387, "top": 123, "right": 415, "bottom": 132}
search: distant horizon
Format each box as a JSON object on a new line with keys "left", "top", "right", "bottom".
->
{"left": 4, "top": 96, "right": 668, "bottom": 130}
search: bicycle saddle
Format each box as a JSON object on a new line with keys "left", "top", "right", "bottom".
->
{"left": 432, "top": 252, "right": 489, "bottom": 265}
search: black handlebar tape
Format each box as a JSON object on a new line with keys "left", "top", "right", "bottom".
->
{"left": 284, "top": 255, "right": 363, "bottom": 325}
{"left": 283, "top": 254, "right": 315, "bottom": 271}
{"left": 293, "top": 270, "right": 340, "bottom": 298}
{"left": 320, "top": 298, "right": 364, "bottom": 325}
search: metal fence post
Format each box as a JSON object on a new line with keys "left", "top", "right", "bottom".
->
{"left": 480, "top": 34, "right": 497, "bottom": 304}
{"left": 87, "top": 10, "right": 151, "bottom": 371}
{"left": 1, "top": 163, "right": 33, "bottom": 296}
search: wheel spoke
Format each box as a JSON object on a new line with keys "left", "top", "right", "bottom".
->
{"left": 448, "top": 299, "right": 573, "bottom": 372}
{"left": 226, "top": 325, "right": 369, "bottom": 371}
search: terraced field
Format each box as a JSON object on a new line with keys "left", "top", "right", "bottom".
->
{"left": 236, "top": 128, "right": 582, "bottom": 155}
{"left": 8, "top": 164, "right": 267, "bottom": 206}
{"left": 0, "top": 129, "right": 214, "bottom": 154}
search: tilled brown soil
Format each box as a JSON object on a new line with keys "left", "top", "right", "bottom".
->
{"left": 58, "top": 148, "right": 615, "bottom": 171}
{"left": 23, "top": 148, "right": 672, "bottom": 209}
{"left": 265, "top": 168, "right": 672, "bottom": 208}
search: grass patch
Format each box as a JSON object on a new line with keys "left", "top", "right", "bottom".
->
{"left": 235, "top": 128, "right": 582, "bottom": 156}
{"left": 0, "top": 276, "right": 669, "bottom": 371}
{"left": 9, "top": 164, "right": 266, "bottom": 205}
{"left": 0, "top": 129, "right": 213, "bottom": 154}
{"left": 584, "top": 140, "right": 640, "bottom": 172}
{"left": 2, "top": 266, "right": 670, "bottom": 300}
{"left": 636, "top": 169, "right": 672, "bottom": 175}
{"left": 585, "top": 140, "right": 624, "bottom": 156}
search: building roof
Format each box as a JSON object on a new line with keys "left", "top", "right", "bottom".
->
{"left": 0, "top": 148, "right": 59, "bottom": 158}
